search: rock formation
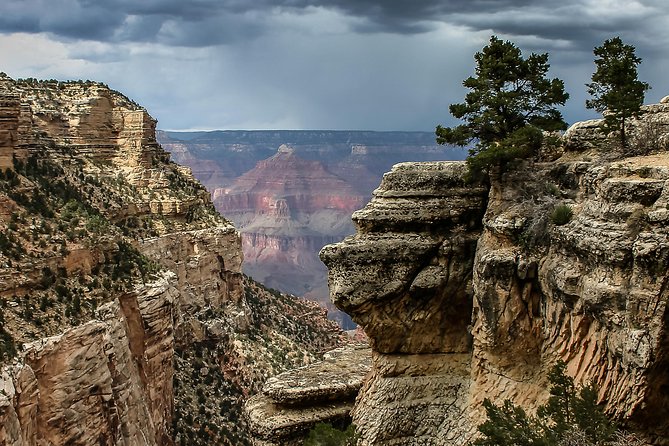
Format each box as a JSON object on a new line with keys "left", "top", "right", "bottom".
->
{"left": 246, "top": 344, "right": 371, "bottom": 445}
{"left": 0, "top": 74, "right": 345, "bottom": 446}
{"left": 321, "top": 161, "right": 488, "bottom": 444}
{"left": 1, "top": 273, "right": 178, "bottom": 446}
{"left": 213, "top": 144, "right": 364, "bottom": 316}
{"left": 320, "top": 100, "right": 669, "bottom": 444}
{"left": 158, "top": 130, "right": 466, "bottom": 323}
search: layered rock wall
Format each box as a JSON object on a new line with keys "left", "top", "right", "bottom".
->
{"left": 214, "top": 145, "right": 364, "bottom": 312}
{"left": 321, "top": 101, "right": 669, "bottom": 445}
{"left": 321, "top": 161, "right": 488, "bottom": 444}
{"left": 0, "top": 75, "right": 247, "bottom": 445}
{"left": 141, "top": 226, "right": 244, "bottom": 313}
{"left": 0, "top": 273, "right": 178, "bottom": 446}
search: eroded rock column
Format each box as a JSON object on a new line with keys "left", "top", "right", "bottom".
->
{"left": 320, "top": 161, "right": 488, "bottom": 445}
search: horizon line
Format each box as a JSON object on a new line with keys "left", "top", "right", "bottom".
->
{"left": 159, "top": 128, "right": 438, "bottom": 133}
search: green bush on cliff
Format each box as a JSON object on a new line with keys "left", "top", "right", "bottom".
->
{"left": 474, "top": 361, "right": 616, "bottom": 446}
{"left": 551, "top": 204, "right": 573, "bottom": 226}
{"left": 304, "top": 423, "right": 358, "bottom": 446}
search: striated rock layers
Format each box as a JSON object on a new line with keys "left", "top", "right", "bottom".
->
{"left": 0, "top": 74, "right": 243, "bottom": 446}
{"left": 320, "top": 100, "right": 669, "bottom": 445}
{"left": 214, "top": 144, "right": 365, "bottom": 318}
{"left": 321, "top": 161, "right": 488, "bottom": 445}
{"left": 245, "top": 344, "right": 371, "bottom": 446}
{"left": 0, "top": 74, "right": 345, "bottom": 446}
{"left": 1, "top": 273, "right": 178, "bottom": 446}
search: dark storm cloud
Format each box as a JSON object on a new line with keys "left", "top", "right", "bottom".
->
{"left": 0, "top": 0, "right": 275, "bottom": 45}
{"left": 0, "top": 0, "right": 126, "bottom": 41}
{"left": 323, "top": 0, "right": 537, "bottom": 33}
{"left": 0, "top": 0, "right": 666, "bottom": 51}
{"left": 450, "top": 2, "right": 666, "bottom": 51}
{"left": 1, "top": 0, "right": 526, "bottom": 41}
{"left": 1, "top": 0, "right": 667, "bottom": 131}
{"left": 325, "top": 0, "right": 668, "bottom": 55}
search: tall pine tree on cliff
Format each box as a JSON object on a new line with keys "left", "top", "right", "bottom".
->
{"left": 586, "top": 36, "right": 649, "bottom": 149}
{"left": 436, "top": 36, "right": 569, "bottom": 178}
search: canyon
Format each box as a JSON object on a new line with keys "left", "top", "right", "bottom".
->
{"left": 158, "top": 130, "right": 466, "bottom": 324}
{"left": 2, "top": 70, "right": 668, "bottom": 446}
{"left": 244, "top": 98, "right": 669, "bottom": 445}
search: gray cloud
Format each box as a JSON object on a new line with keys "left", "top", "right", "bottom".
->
{"left": 0, "top": 0, "right": 126, "bottom": 41}
{"left": 0, "top": 0, "right": 272, "bottom": 45}
{"left": 1, "top": 0, "right": 667, "bottom": 52}
{"left": 0, "top": 0, "right": 667, "bottom": 132}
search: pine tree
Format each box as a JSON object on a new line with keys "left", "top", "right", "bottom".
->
{"left": 436, "top": 36, "right": 569, "bottom": 177}
{"left": 586, "top": 37, "right": 649, "bottom": 149}
{"left": 475, "top": 399, "right": 549, "bottom": 446}
{"left": 474, "top": 361, "right": 616, "bottom": 446}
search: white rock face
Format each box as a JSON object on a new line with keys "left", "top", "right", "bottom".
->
{"left": 0, "top": 273, "right": 179, "bottom": 446}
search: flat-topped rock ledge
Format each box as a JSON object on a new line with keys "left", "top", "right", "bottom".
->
{"left": 245, "top": 344, "right": 371, "bottom": 445}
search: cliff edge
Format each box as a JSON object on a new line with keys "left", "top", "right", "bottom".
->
{"left": 320, "top": 98, "right": 669, "bottom": 445}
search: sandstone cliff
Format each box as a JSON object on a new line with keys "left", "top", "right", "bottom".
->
{"left": 1, "top": 273, "right": 178, "bottom": 446}
{"left": 245, "top": 344, "right": 371, "bottom": 446}
{"left": 0, "top": 73, "right": 345, "bottom": 445}
{"left": 320, "top": 98, "right": 669, "bottom": 445}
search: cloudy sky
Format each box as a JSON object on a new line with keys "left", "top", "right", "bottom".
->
{"left": 0, "top": 0, "right": 667, "bottom": 131}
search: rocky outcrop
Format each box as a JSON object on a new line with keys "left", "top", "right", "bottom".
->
{"left": 321, "top": 161, "right": 488, "bottom": 444}
{"left": 564, "top": 102, "right": 669, "bottom": 153}
{"left": 0, "top": 273, "right": 178, "bottom": 446}
{"left": 245, "top": 344, "right": 371, "bottom": 446}
{"left": 322, "top": 161, "right": 488, "bottom": 354}
{"left": 0, "top": 74, "right": 346, "bottom": 446}
{"left": 140, "top": 225, "right": 244, "bottom": 314}
{"left": 320, "top": 100, "right": 669, "bottom": 445}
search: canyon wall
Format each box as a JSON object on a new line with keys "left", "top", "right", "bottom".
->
{"left": 1, "top": 273, "right": 178, "bottom": 446}
{"left": 320, "top": 98, "right": 669, "bottom": 444}
{"left": 0, "top": 74, "right": 345, "bottom": 445}
{"left": 213, "top": 144, "right": 364, "bottom": 316}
